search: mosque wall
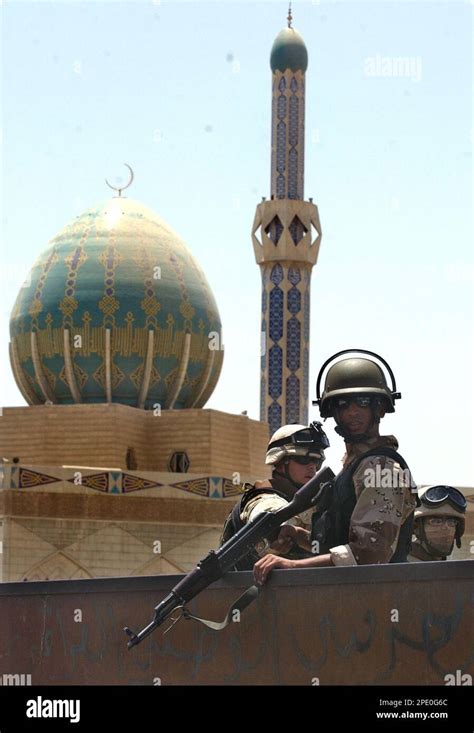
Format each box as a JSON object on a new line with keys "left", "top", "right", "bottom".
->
{"left": 0, "top": 404, "right": 270, "bottom": 476}
{"left": 0, "top": 464, "right": 250, "bottom": 581}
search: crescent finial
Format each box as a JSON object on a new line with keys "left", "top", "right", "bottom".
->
{"left": 105, "top": 163, "right": 134, "bottom": 197}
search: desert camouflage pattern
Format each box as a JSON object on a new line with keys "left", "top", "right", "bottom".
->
{"left": 330, "top": 434, "right": 417, "bottom": 566}
{"left": 240, "top": 476, "right": 312, "bottom": 557}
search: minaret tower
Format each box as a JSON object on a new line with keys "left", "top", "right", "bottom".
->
{"left": 252, "top": 5, "right": 322, "bottom": 434}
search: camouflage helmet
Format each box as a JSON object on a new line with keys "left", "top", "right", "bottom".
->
{"left": 415, "top": 485, "right": 466, "bottom": 537}
{"left": 314, "top": 349, "right": 401, "bottom": 418}
{"left": 265, "top": 422, "right": 329, "bottom": 466}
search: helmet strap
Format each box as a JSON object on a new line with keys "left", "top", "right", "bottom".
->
{"left": 455, "top": 524, "right": 462, "bottom": 549}
{"left": 274, "top": 460, "right": 303, "bottom": 489}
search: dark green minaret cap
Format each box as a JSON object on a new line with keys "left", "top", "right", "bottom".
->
{"left": 270, "top": 6, "right": 308, "bottom": 73}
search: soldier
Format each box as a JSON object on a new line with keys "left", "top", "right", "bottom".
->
{"left": 254, "top": 349, "right": 417, "bottom": 584}
{"left": 409, "top": 485, "right": 466, "bottom": 562}
{"left": 220, "top": 422, "right": 329, "bottom": 570}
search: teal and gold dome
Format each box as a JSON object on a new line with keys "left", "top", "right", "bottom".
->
{"left": 270, "top": 27, "right": 308, "bottom": 73}
{"left": 9, "top": 197, "right": 223, "bottom": 410}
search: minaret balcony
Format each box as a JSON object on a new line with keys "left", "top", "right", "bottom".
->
{"left": 251, "top": 198, "right": 322, "bottom": 266}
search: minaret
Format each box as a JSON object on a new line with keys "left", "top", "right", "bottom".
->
{"left": 252, "top": 5, "right": 322, "bottom": 434}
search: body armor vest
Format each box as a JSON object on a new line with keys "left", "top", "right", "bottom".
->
{"left": 311, "top": 447, "right": 415, "bottom": 563}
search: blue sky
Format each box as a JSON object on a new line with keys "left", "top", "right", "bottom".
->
{"left": 1, "top": 0, "right": 472, "bottom": 485}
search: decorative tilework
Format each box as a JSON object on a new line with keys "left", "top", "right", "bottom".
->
{"left": 277, "top": 95, "right": 287, "bottom": 120}
{"left": 268, "top": 401, "right": 282, "bottom": 435}
{"left": 303, "top": 289, "right": 310, "bottom": 342}
{"left": 288, "top": 267, "right": 301, "bottom": 286}
{"left": 263, "top": 70, "right": 313, "bottom": 429}
{"left": 277, "top": 175, "right": 285, "bottom": 198}
{"left": 286, "top": 316, "right": 300, "bottom": 371}
{"left": 288, "top": 148, "right": 298, "bottom": 199}
{"left": 4, "top": 467, "right": 234, "bottom": 497}
{"left": 222, "top": 478, "right": 243, "bottom": 498}
{"left": 270, "top": 264, "right": 284, "bottom": 285}
{"left": 122, "top": 474, "right": 162, "bottom": 493}
{"left": 268, "top": 345, "right": 283, "bottom": 399}
{"left": 289, "top": 95, "right": 299, "bottom": 146}
{"left": 303, "top": 347, "right": 309, "bottom": 407}
{"left": 18, "top": 468, "right": 59, "bottom": 489}
{"left": 286, "top": 375, "right": 300, "bottom": 424}
{"left": 170, "top": 477, "right": 209, "bottom": 497}
{"left": 287, "top": 287, "right": 301, "bottom": 314}
{"left": 277, "top": 121, "right": 286, "bottom": 175}
{"left": 269, "top": 288, "right": 284, "bottom": 342}
{"left": 9, "top": 199, "right": 223, "bottom": 410}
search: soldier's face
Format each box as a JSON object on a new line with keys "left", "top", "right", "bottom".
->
{"left": 335, "top": 401, "right": 373, "bottom": 437}
{"left": 286, "top": 458, "right": 320, "bottom": 487}
{"left": 422, "top": 516, "right": 457, "bottom": 556}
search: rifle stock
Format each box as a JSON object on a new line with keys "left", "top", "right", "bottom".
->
{"left": 124, "top": 464, "right": 334, "bottom": 648}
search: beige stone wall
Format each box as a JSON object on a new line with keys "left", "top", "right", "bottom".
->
{"left": 0, "top": 404, "right": 270, "bottom": 477}
{"left": 0, "top": 464, "right": 245, "bottom": 581}
{"left": 2, "top": 517, "right": 225, "bottom": 582}
{"left": 0, "top": 404, "right": 272, "bottom": 582}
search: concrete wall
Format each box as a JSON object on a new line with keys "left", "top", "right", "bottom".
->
{"left": 0, "top": 562, "right": 472, "bottom": 685}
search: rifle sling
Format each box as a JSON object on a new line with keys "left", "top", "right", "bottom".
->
{"left": 177, "top": 585, "right": 260, "bottom": 631}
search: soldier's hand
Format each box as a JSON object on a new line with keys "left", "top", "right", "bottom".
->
{"left": 269, "top": 524, "right": 297, "bottom": 554}
{"left": 253, "top": 554, "right": 295, "bottom": 585}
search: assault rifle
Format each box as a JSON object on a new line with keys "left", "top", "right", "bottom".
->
{"left": 124, "top": 464, "right": 335, "bottom": 648}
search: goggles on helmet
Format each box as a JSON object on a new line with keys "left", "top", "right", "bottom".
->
{"left": 421, "top": 485, "right": 467, "bottom": 513}
{"left": 270, "top": 421, "right": 330, "bottom": 451}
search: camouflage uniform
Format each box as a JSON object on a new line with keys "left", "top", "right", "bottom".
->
{"left": 328, "top": 434, "right": 417, "bottom": 566}
{"left": 223, "top": 475, "right": 313, "bottom": 560}
{"left": 241, "top": 478, "right": 313, "bottom": 530}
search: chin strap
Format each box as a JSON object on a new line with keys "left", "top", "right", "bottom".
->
{"left": 274, "top": 463, "right": 303, "bottom": 491}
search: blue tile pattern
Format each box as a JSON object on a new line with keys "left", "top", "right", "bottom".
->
{"left": 287, "top": 287, "right": 301, "bottom": 315}
{"left": 288, "top": 267, "right": 301, "bottom": 285}
{"left": 269, "top": 287, "right": 283, "bottom": 341}
{"left": 268, "top": 401, "right": 282, "bottom": 435}
{"left": 286, "top": 374, "right": 300, "bottom": 424}
{"left": 268, "top": 345, "right": 283, "bottom": 398}
{"left": 270, "top": 264, "right": 284, "bottom": 285}
{"left": 286, "top": 316, "right": 300, "bottom": 371}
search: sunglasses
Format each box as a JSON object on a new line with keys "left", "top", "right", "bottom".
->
{"left": 421, "top": 486, "right": 467, "bottom": 513}
{"left": 334, "top": 396, "right": 374, "bottom": 410}
{"left": 290, "top": 455, "right": 322, "bottom": 466}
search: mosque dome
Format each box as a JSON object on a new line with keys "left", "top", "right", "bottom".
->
{"left": 270, "top": 27, "right": 308, "bottom": 73}
{"left": 9, "top": 196, "right": 223, "bottom": 410}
